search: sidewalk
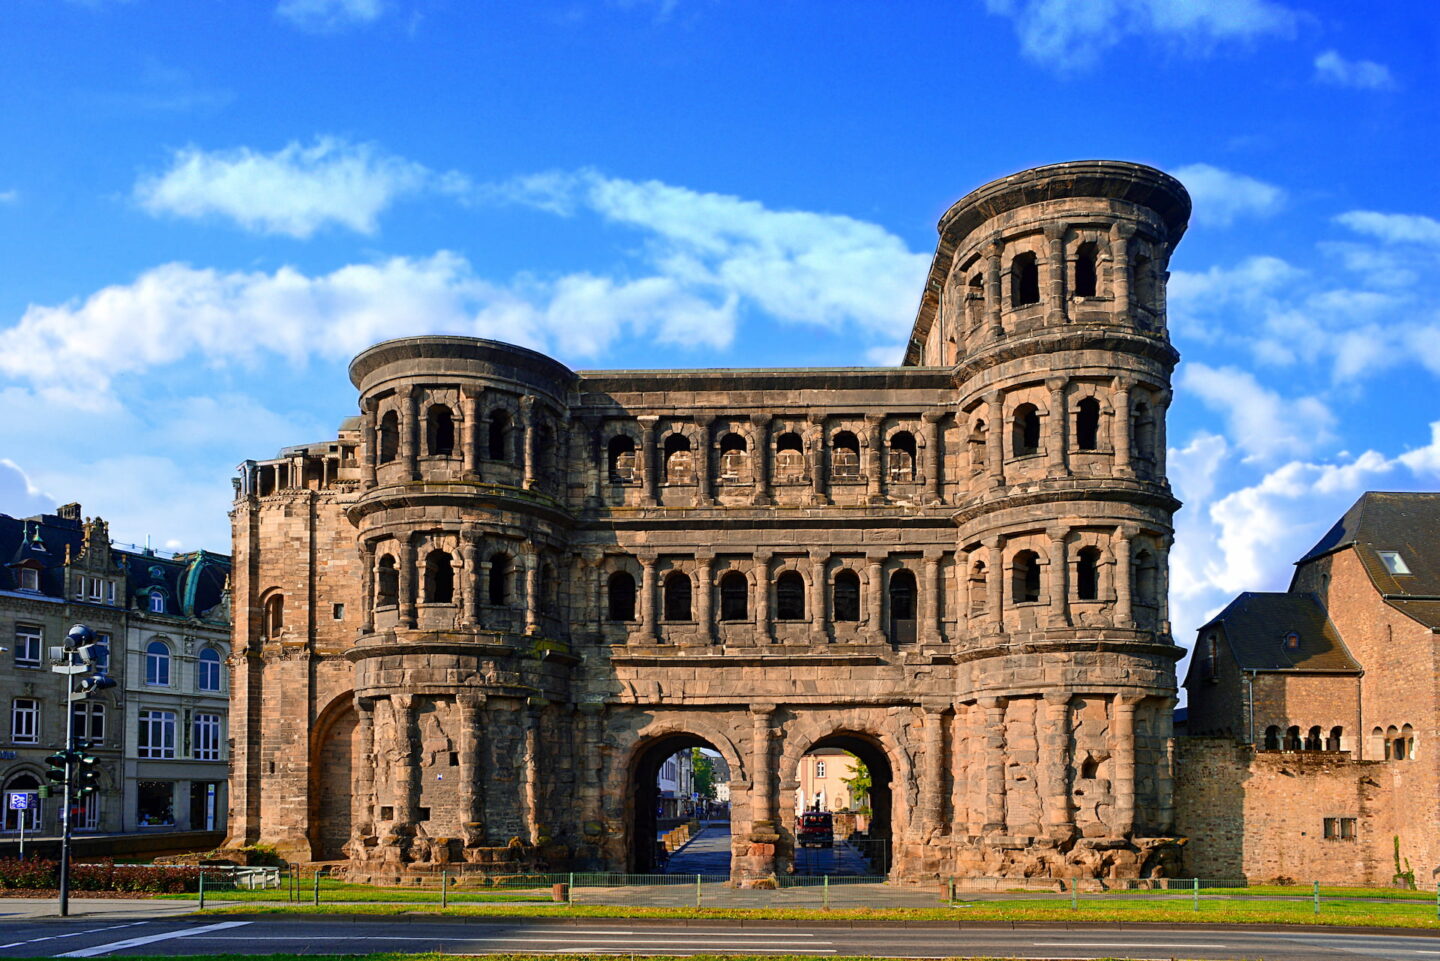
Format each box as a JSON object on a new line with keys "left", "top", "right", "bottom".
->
{"left": 0, "top": 899, "right": 207, "bottom": 921}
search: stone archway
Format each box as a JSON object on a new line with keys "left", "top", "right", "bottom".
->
{"left": 309, "top": 693, "right": 358, "bottom": 861}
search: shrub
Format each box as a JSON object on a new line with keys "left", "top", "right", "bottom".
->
{"left": 0, "top": 858, "right": 201, "bottom": 893}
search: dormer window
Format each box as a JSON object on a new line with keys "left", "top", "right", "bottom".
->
{"left": 1283, "top": 631, "right": 1300, "bottom": 652}
{"left": 1377, "top": 551, "right": 1411, "bottom": 575}
{"left": 18, "top": 569, "right": 38, "bottom": 592}
{"left": 149, "top": 592, "right": 166, "bottom": 614}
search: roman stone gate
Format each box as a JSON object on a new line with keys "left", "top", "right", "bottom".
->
{"left": 224, "top": 161, "right": 1190, "bottom": 883}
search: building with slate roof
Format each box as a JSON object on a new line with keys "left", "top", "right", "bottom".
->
{"left": 0, "top": 504, "right": 231, "bottom": 840}
{"left": 1177, "top": 491, "right": 1440, "bottom": 885}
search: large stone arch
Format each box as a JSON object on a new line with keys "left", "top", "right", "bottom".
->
{"left": 309, "top": 690, "right": 358, "bottom": 861}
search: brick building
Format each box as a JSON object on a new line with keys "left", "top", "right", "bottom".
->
{"left": 1179, "top": 491, "right": 1440, "bottom": 885}
{"left": 225, "top": 160, "right": 1191, "bottom": 883}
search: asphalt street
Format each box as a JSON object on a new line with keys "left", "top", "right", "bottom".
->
{"left": 1, "top": 916, "right": 1439, "bottom": 960}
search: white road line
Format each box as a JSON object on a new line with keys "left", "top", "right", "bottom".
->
{"left": 194, "top": 936, "right": 831, "bottom": 946}
{"left": 55, "top": 921, "right": 251, "bottom": 957}
{"left": 0, "top": 922, "right": 149, "bottom": 950}
{"left": 1032, "top": 942, "right": 1227, "bottom": 948}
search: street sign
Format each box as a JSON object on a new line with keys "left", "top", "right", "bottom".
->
{"left": 8, "top": 792, "right": 31, "bottom": 811}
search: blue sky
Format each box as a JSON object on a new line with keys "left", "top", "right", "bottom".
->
{"left": 1, "top": 0, "right": 1438, "bottom": 662}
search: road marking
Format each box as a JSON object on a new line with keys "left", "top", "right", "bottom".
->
{"left": 1033, "top": 942, "right": 1227, "bottom": 949}
{"left": 56, "top": 921, "right": 251, "bottom": 957}
{"left": 196, "top": 936, "right": 830, "bottom": 945}
{"left": 0, "top": 922, "right": 149, "bottom": 950}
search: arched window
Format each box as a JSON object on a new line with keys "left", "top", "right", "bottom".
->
{"left": 1075, "top": 397, "right": 1100, "bottom": 451}
{"left": 149, "top": 592, "right": 167, "bottom": 614}
{"left": 663, "top": 434, "right": 693, "bottom": 484}
{"left": 968, "top": 418, "right": 987, "bottom": 469}
{"left": 607, "top": 571, "right": 636, "bottom": 621}
{"left": 1401, "top": 723, "right": 1415, "bottom": 760}
{"left": 1305, "top": 725, "right": 1322, "bottom": 750}
{"left": 262, "top": 593, "right": 284, "bottom": 637}
{"left": 378, "top": 410, "right": 399, "bottom": 464}
{"left": 1134, "top": 550, "right": 1157, "bottom": 607}
{"left": 1133, "top": 255, "right": 1154, "bottom": 310}
{"left": 1326, "top": 726, "right": 1343, "bottom": 751}
{"left": 488, "top": 411, "right": 511, "bottom": 461}
{"left": 888, "top": 569, "right": 917, "bottom": 643}
{"left": 968, "top": 560, "right": 987, "bottom": 615}
{"left": 1285, "top": 725, "right": 1302, "bottom": 751}
{"left": 1079, "top": 756, "right": 1100, "bottom": 779}
{"left": 719, "top": 433, "right": 748, "bottom": 481}
{"left": 533, "top": 421, "right": 554, "bottom": 484}
{"left": 1074, "top": 241, "right": 1098, "bottom": 297}
{"left": 719, "top": 571, "right": 748, "bottom": 621}
{"left": 423, "top": 550, "right": 454, "bottom": 604}
{"left": 145, "top": 640, "right": 171, "bottom": 686}
{"left": 775, "top": 432, "right": 805, "bottom": 481}
{"left": 776, "top": 570, "right": 805, "bottom": 620}
{"left": 888, "top": 431, "right": 916, "bottom": 482}
{"left": 1205, "top": 633, "right": 1219, "bottom": 680}
{"left": 1012, "top": 403, "right": 1041, "bottom": 457}
{"left": 608, "top": 435, "right": 637, "bottom": 483}
{"left": 966, "top": 272, "right": 985, "bottom": 327}
{"left": 426, "top": 405, "right": 455, "bottom": 457}
{"left": 1371, "top": 726, "right": 1386, "bottom": 759}
{"left": 488, "top": 553, "right": 511, "bottom": 606}
{"left": 1012, "top": 550, "right": 1041, "bottom": 603}
{"left": 831, "top": 431, "right": 860, "bottom": 479}
{"left": 539, "top": 560, "right": 557, "bottom": 614}
{"left": 1132, "top": 401, "right": 1155, "bottom": 462}
{"left": 663, "top": 572, "right": 692, "bottom": 621}
{"left": 1263, "top": 725, "right": 1280, "bottom": 750}
{"left": 1010, "top": 251, "right": 1039, "bottom": 307}
{"left": 198, "top": 647, "right": 223, "bottom": 692}
{"left": 377, "top": 555, "right": 398, "bottom": 608}
{"left": 1076, "top": 546, "right": 1100, "bottom": 601}
{"left": 833, "top": 570, "right": 860, "bottom": 622}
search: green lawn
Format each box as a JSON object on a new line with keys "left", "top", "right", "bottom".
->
{"left": 115, "top": 956, "right": 1149, "bottom": 961}
{"left": 160, "top": 880, "right": 542, "bottom": 903}
{"left": 1199, "top": 883, "right": 1435, "bottom": 901}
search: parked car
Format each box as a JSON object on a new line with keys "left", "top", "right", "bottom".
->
{"left": 797, "top": 811, "right": 834, "bottom": 848}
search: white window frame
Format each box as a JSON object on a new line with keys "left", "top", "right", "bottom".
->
{"left": 72, "top": 701, "right": 105, "bottom": 747}
{"left": 149, "top": 592, "right": 166, "bottom": 614}
{"left": 79, "top": 792, "right": 100, "bottom": 831}
{"left": 93, "top": 633, "right": 111, "bottom": 672}
{"left": 193, "top": 713, "right": 222, "bottom": 761}
{"left": 1377, "top": 551, "right": 1411, "bottom": 575}
{"left": 88, "top": 577, "right": 102, "bottom": 601}
{"left": 14, "top": 626, "right": 41, "bottom": 667}
{"left": 815, "top": 760, "right": 826, "bottom": 778}
{"left": 106, "top": 581, "right": 115, "bottom": 605}
{"left": 145, "top": 641, "right": 171, "bottom": 686}
{"left": 11, "top": 699, "right": 38, "bottom": 744}
{"left": 137, "top": 709, "right": 176, "bottom": 759}
{"left": 197, "top": 648, "right": 222, "bottom": 692}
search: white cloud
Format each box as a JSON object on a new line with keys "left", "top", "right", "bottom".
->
{"left": 1181, "top": 363, "right": 1334, "bottom": 462}
{"left": 135, "top": 137, "right": 465, "bottom": 238}
{"left": 1334, "top": 210, "right": 1440, "bottom": 247}
{"left": 0, "top": 190, "right": 17, "bottom": 205}
{"left": 983, "top": 0, "right": 1296, "bottom": 72}
{"left": 276, "top": 0, "right": 383, "bottom": 32}
{"left": 1313, "top": 50, "right": 1396, "bottom": 90}
{"left": 0, "top": 459, "right": 58, "bottom": 519}
{"left": 865, "top": 344, "right": 905, "bottom": 366}
{"left": 1171, "top": 163, "right": 1284, "bottom": 226}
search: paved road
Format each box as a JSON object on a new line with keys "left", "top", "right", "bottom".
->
{"left": 1, "top": 916, "right": 1439, "bottom": 959}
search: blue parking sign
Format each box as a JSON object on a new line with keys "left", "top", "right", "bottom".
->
{"left": 7, "top": 792, "right": 30, "bottom": 811}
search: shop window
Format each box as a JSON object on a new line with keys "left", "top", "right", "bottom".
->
{"left": 136, "top": 780, "right": 175, "bottom": 827}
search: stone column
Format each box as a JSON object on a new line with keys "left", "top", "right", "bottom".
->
{"left": 638, "top": 553, "right": 658, "bottom": 642}
{"left": 1046, "top": 377, "right": 1068, "bottom": 477}
{"left": 984, "top": 392, "right": 1004, "bottom": 488}
{"left": 460, "top": 535, "right": 479, "bottom": 626}
{"left": 754, "top": 551, "right": 773, "bottom": 645}
{"left": 461, "top": 387, "right": 479, "bottom": 478}
{"left": 1156, "top": 389, "right": 1172, "bottom": 481}
{"left": 1158, "top": 695, "right": 1177, "bottom": 833}
{"left": 750, "top": 705, "right": 775, "bottom": 828}
{"left": 576, "top": 702, "right": 606, "bottom": 851}
{"left": 866, "top": 554, "right": 885, "bottom": 643}
{"left": 921, "top": 410, "right": 943, "bottom": 504}
{"left": 694, "top": 554, "right": 714, "bottom": 646}
{"left": 638, "top": 416, "right": 659, "bottom": 507}
{"left": 1112, "top": 695, "right": 1140, "bottom": 837}
{"left": 1110, "top": 223, "right": 1134, "bottom": 317}
{"left": 1040, "top": 693, "right": 1073, "bottom": 838}
{"left": 695, "top": 415, "right": 715, "bottom": 506}
{"left": 352, "top": 697, "right": 376, "bottom": 839}
{"left": 807, "top": 413, "right": 829, "bottom": 505}
{"left": 523, "top": 553, "right": 540, "bottom": 634}
{"left": 808, "top": 552, "right": 827, "bottom": 637}
{"left": 398, "top": 534, "right": 418, "bottom": 629}
{"left": 864, "top": 413, "right": 884, "bottom": 504}
{"left": 751, "top": 413, "right": 773, "bottom": 506}
{"left": 359, "top": 539, "right": 376, "bottom": 635}
{"left": 1115, "top": 526, "right": 1136, "bottom": 627}
{"left": 985, "top": 537, "right": 1004, "bottom": 634}
{"left": 393, "top": 693, "right": 420, "bottom": 828}
{"left": 1112, "top": 378, "right": 1132, "bottom": 476}
{"left": 476, "top": 554, "right": 492, "bottom": 628}
{"left": 361, "top": 403, "right": 378, "bottom": 488}
{"left": 920, "top": 700, "right": 948, "bottom": 833}
{"left": 981, "top": 696, "right": 1008, "bottom": 835}
{"left": 921, "top": 550, "right": 942, "bottom": 644}
{"left": 457, "top": 693, "right": 485, "bottom": 839}
{"left": 984, "top": 237, "right": 1003, "bottom": 339}
{"left": 962, "top": 702, "right": 984, "bottom": 836}
{"left": 520, "top": 396, "right": 538, "bottom": 489}
{"left": 590, "top": 555, "right": 607, "bottom": 641}
{"left": 1157, "top": 534, "right": 1173, "bottom": 635}
{"left": 523, "top": 703, "right": 542, "bottom": 845}
{"left": 1044, "top": 223, "right": 1068, "bottom": 325}
{"left": 401, "top": 385, "right": 419, "bottom": 480}
{"left": 585, "top": 418, "right": 604, "bottom": 508}
{"left": 1046, "top": 527, "right": 1068, "bottom": 629}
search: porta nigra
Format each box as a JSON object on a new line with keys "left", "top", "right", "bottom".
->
{"left": 224, "top": 160, "right": 1190, "bottom": 884}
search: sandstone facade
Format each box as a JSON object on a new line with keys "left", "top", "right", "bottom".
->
{"left": 225, "top": 160, "right": 1190, "bottom": 883}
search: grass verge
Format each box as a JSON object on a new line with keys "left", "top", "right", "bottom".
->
{"left": 160, "top": 881, "right": 537, "bottom": 903}
{"left": 93, "top": 956, "right": 1150, "bottom": 961}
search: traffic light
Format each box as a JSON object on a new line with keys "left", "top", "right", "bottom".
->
{"left": 73, "top": 753, "right": 100, "bottom": 797}
{"left": 45, "top": 751, "right": 72, "bottom": 786}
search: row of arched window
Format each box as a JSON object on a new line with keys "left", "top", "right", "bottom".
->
{"left": 1262, "top": 725, "right": 1345, "bottom": 752}
{"left": 367, "top": 550, "right": 560, "bottom": 612}
{"left": 607, "top": 430, "right": 922, "bottom": 486}
{"left": 958, "top": 244, "right": 1159, "bottom": 315}
{"left": 605, "top": 568, "right": 886, "bottom": 624}
{"left": 142, "top": 640, "right": 224, "bottom": 691}
{"left": 377, "top": 406, "right": 531, "bottom": 465}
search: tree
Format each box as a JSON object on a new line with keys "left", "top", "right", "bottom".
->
{"left": 840, "top": 751, "right": 872, "bottom": 816}
{"left": 691, "top": 747, "right": 717, "bottom": 801}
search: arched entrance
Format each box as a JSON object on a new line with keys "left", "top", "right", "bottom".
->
{"left": 628, "top": 733, "right": 730, "bottom": 875}
{"left": 791, "top": 733, "right": 892, "bottom": 876}
{"left": 309, "top": 696, "right": 358, "bottom": 861}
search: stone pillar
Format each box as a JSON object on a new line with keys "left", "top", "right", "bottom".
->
{"left": 981, "top": 696, "right": 1007, "bottom": 835}
{"left": 864, "top": 413, "right": 884, "bottom": 504}
{"left": 866, "top": 554, "right": 885, "bottom": 643}
{"left": 590, "top": 555, "right": 607, "bottom": 641}
{"left": 359, "top": 540, "right": 376, "bottom": 635}
{"left": 985, "top": 537, "right": 1003, "bottom": 634}
{"left": 921, "top": 410, "right": 943, "bottom": 504}
{"left": 401, "top": 385, "right": 419, "bottom": 480}
{"left": 638, "top": 415, "right": 659, "bottom": 507}
{"left": 808, "top": 552, "right": 827, "bottom": 637}
{"left": 523, "top": 553, "right": 540, "bottom": 634}
{"left": 461, "top": 387, "right": 479, "bottom": 478}
{"left": 1115, "top": 526, "right": 1136, "bottom": 627}
{"left": 1156, "top": 389, "right": 1172, "bottom": 481}
{"left": 361, "top": 404, "right": 378, "bottom": 489}
{"left": 1157, "top": 534, "right": 1173, "bottom": 635}
{"left": 1112, "top": 695, "right": 1140, "bottom": 837}
{"left": 457, "top": 693, "right": 485, "bottom": 839}
{"left": 520, "top": 395, "right": 538, "bottom": 489}
{"left": 585, "top": 418, "right": 604, "bottom": 508}
{"left": 351, "top": 697, "right": 376, "bottom": 839}
{"left": 921, "top": 550, "right": 942, "bottom": 644}
{"left": 695, "top": 415, "right": 715, "bottom": 506}
{"left": 523, "top": 702, "right": 542, "bottom": 845}
{"left": 1158, "top": 695, "right": 1177, "bottom": 833}
{"left": 638, "top": 554, "right": 658, "bottom": 642}
{"left": 576, "top": 702, "right": 606, "bottom": 853}
{"left": 398, "top": 534, "right": 418, "bottom": 629}
{"left": 1040, "top": 693, "right": 1073, "bottom": 838}
{"left": 1112, "top": 378, "right": 1132, "bottom": 476}
{"left": 1044, "top": 223, "right": 1068, "bottom": 325}
{"left": 807, "top": 413, "right": 829, "bottom": 505}
{"left": 476, "top": 555, "right": 492, "bottom": 628}
{"left": 1046, "top": 377, "right": 1068, "bottom": 477}
{"left": 1110, "top": 223, "right": 1134, "bottom": 317}
{"left": 460, "top": 535, "right": 479, "bottom": 627}
{"left": 984, "top": 237, "right": 1003, "bottom": 339}
{"left": 984, "top": 391, "right": 1004, "bottom": 488}
{"left": 1047, "top": 527, "right": 1068, "bottom": 629}
{"left": 750, "top": 705, "right": 775, "bottom": 828}
{"left": 393, "top": 693, "right": 420, "bottom": 828}
{"left": 754, "top": 551, "right": 773, "bottom": 645}
{"left": 751, "top": 413, "right": 772, "bottom": 506}
{"left": 962, "top": 702, "right": 984, "bottom": 836}
{"left": 920, "top": 700, "right": 948, "bottom": 833}
{"left": 694, "top": 554, "right": 714, "bottom": 646}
